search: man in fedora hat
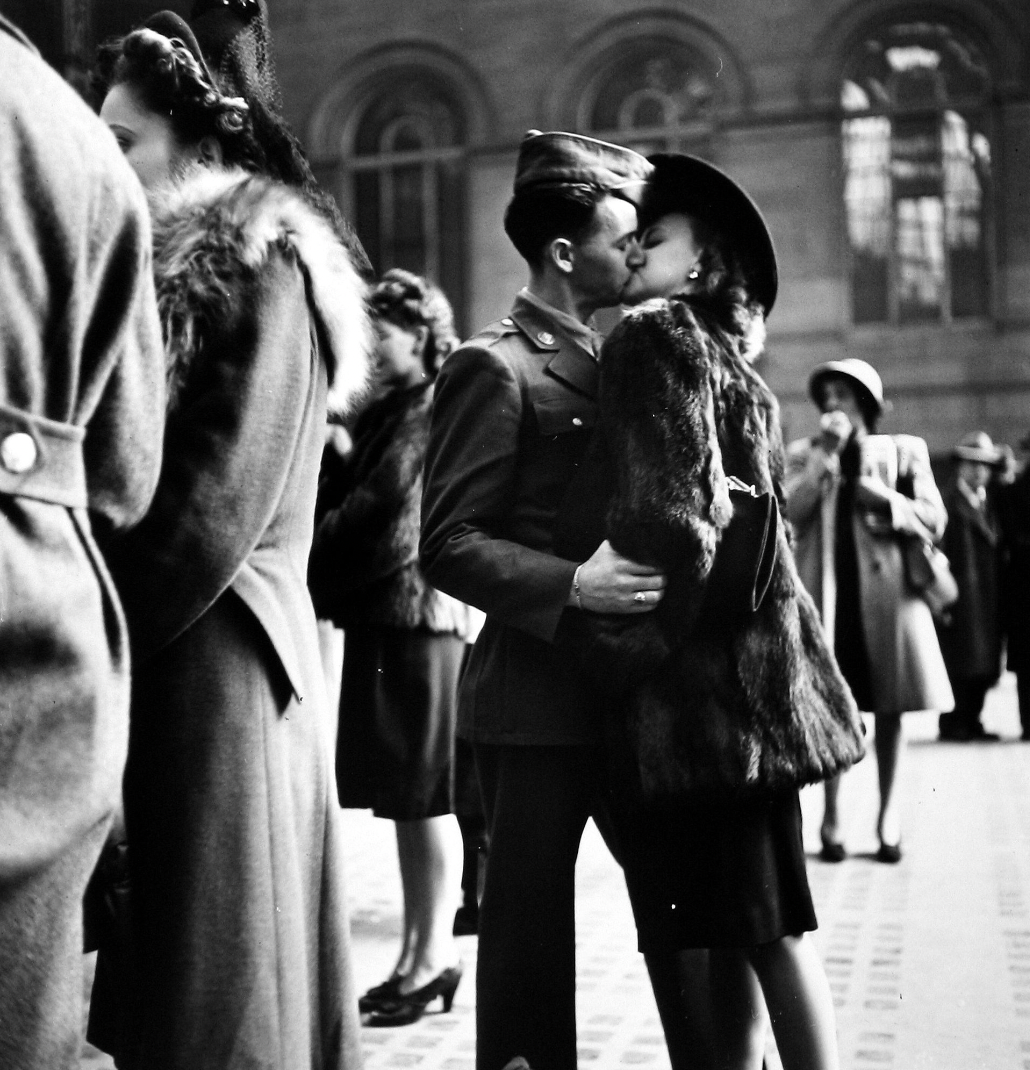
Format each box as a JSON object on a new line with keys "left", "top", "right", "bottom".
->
{"left": 938, "top": 432, "right": 1007, "bottom": 741}
{"left": 420, "top": 131, "right": 670, "bottom": 1070}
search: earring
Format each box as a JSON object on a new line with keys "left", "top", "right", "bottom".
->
{"left": 687, "top": 268, "right": 700, "bottom": 281}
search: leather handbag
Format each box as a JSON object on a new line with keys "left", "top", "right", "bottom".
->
{"left": 903, "top": 536, "right": 959, "bottom": 619}
{"left": 701, "top": 476, "right": 779, "bottom": 621}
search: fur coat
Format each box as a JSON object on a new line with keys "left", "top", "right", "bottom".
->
{"left": 558, "top": 294, "right": 864, "bottom": 805}
{"left": 309, "top": 381, "right": 474, "bottom": 637}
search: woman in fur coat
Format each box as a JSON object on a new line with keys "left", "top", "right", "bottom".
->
{"left": 560, "top": 155, "right": 862, "bottom": 1070}
{"left": 309, "top": 270, "right": 474, "bottom": 1026}
{"left": 89, "top": 13, "right": 370, "bottom": 1068}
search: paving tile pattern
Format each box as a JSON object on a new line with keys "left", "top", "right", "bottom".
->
{"left": 81, "top": 676, "right": 1030, "bottom": 1069}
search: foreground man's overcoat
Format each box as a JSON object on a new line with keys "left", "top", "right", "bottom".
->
{"left": 89, "top": 166, "right": 370, "bottom": 1070}
{"left": 0, "top": 20, "right": 165, "bottom": 1070}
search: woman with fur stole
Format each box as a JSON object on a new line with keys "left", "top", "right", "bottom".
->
{"left": 309, "top": 270, "right": 474, "bottom": 1026}
{"left": 89, "top": 11, "right": 371, "bottom": 1068}
{"left": 558, "top": 155, "right": 862, "bottom": 1070}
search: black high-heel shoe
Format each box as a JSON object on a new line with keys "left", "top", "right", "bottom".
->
{"left": 819, "top": 830, "right": 846, "bottom": 863}
{"left": 363, "top": 964, "right": 463, "bottom": 1027}
{"left": 358, "top": 975, "right": 403, "bottom": 1013}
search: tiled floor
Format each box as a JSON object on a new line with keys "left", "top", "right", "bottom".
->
{"left": 83, "top": 674, "right": 1030, "bottom": 1069}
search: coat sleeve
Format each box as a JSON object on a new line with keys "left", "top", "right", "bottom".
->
{"left": 889, "top": 434, "right": 948, "bottom": 542}
{"left": 419, "top": 344, "right": 576, "bottom": 643}
{"left": 107, "top": 248, "right": 313, "bottom": 659}
{"left": 78, "top": 165, "right": 165, "bottom": 531}
{"left": 784, "top": 437, "right": 836, "bottom": 530}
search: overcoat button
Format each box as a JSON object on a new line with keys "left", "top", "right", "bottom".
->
{"left": 1, "top": 432, "right": 37, "bottom": 474}
{"left": 572, "top": 417, "right": 583, "bottom": 427}
{"left": 501, "top": 318, "right": 513, "bottom": 326}
{"left": 537, "top": 331, "right": 555, "bottom": 345}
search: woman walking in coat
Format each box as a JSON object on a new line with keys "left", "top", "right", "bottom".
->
{"left": 309, "top": 269, "right": 472, "bottom": 1026}
{"left": 785, "top": 360, "right": 953, "bottom": 862}
{"left": 89, "top": 10, "right": 370, "bottom": 1068}
{"left": 559, "top": 154, "right": 863, "bottom": 1070}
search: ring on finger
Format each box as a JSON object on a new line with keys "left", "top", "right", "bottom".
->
{"left": 634, "top": 591, "right": 647, "bottom": 604}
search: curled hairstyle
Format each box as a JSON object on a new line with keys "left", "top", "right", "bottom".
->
{"left": 93, "top": 29, "right": 265, "bottom": 173}
{"left": 370, "top": 269, "right": 458, "bottom": 378}
{"left": 503, "top": 185, "right": 608, "bottom": 269}
{"left": 668, "top": 217, "right": 767, "bottom": 363}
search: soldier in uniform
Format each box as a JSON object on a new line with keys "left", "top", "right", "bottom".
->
{"left": 420, "top": 132, "right": 681, "bottom": 1070}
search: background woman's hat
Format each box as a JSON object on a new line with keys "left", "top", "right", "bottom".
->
{"left": 952, "top": 431, "right": 1004, "bottom": 466}
{"left": 808, "top": 358, "right": 888, "bottom": 415}
{"left": 639, "top": 153, "right": 778, "bottom": 314}
{"left": 513, "top": 130, "right": 653, "bottom": 205}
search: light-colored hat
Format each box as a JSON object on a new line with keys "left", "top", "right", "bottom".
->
{"left": 952, "top": 431, "right": 1003, "bottom": 466}
{"left": 513, "top": 130, "right": 653, "bottom": 206}
{"left": 809, "top": 358, "right": 887, "bottom": 416}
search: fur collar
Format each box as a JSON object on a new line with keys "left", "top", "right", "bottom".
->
{"left": 149, "top": 165, "right": 371, "bottom": 414}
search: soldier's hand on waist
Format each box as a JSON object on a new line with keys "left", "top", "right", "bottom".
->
{"left": 571, "top": 540, "right": 667, "bottom": 614}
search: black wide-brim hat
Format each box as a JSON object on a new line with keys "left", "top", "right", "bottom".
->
{"left": 639, "top": 153, "right": 778, "bottom": 315}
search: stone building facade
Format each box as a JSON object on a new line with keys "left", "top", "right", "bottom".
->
{"left": 9, "top": 0, "right": 1030, "bottom": 453}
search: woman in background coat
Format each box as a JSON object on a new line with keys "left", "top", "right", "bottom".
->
{"left": 786, "top": 361, "right": 953, "bottom": 862}
{"left": 90, "top": 11, "right": 370, "bottom": 1068}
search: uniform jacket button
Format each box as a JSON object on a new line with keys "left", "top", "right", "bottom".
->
{"left": 572, "top": 417, "right": 583, "bottom": 427}
{"left": 1, "top": 431, "right": 38, "bottom": 474}
{"left": 537, "top": 331, "right": 555, "bottom": 345}
{"left": 501, "top": 318, "right": 513, "bottom": 326}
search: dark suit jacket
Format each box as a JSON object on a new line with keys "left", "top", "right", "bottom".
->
{"left": 420, "top": 292, "right": 604, "bottom": 744}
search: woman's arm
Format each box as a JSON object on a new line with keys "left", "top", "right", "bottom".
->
{"left": 784, "top": 438, "right": 838, "bottom": 525}
{"left": 108, "top": 248, "right": 313, "bottom": 659}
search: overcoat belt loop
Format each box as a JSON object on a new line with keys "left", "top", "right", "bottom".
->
{"left": 0, "top": 402, "right": 88, "bottom": 508}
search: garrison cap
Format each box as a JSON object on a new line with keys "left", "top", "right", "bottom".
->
{"left": 513, "top": 130, "right": 653, "bottom": 205}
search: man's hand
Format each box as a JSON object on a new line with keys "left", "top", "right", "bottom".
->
{"left": 571, "top": 540, "right": 667, "bottom": 614}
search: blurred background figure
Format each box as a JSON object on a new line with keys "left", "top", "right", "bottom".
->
{"left": 0, "top": 16, "right": 164, "bottom": 1069}
{"left": 309, "top": 269, "right": 474, "bottom": 1027}
{"left": 999, "top": 433, "right": 1030, "bottom": 739}
{"left": 786, "top": 359, "right": 953, "bottom": 864}
{"left": 937, "top": 432, "right": 1006, "bottom": 742}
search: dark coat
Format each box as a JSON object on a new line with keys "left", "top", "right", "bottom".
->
{"left": 0, "top": 22, "right": 165, "bottom": 1070}
{"left": 998, "top": 469, "right": 1030, "bottom": 672}
{"left": 938, "top": 482, "right": 1003, "bottom": 682}
{"left": 420, "top": 292, "right": 604, "bottom": 745}
{"left": 558, "top": 295, "right": 864, "bottom": 804}
{"left": 91, "top": 166, "right": 370, "bottom": 1070}
{"left": 310, "top": 381, "right": 473, "bottom": 637}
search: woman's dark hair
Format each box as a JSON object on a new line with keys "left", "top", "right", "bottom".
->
{"left": 672, "top": 215, "right": 766, "bottom": 358}
{"left": 816, "top": 373, "right": 881, "bottom": 432}
{"left": 503, "top": 186, "right": 606, "bottom": 269}
{"left": 93, "top": 25, "right": 372, "bottom": 274}
{"left": 370, "top": 269, "right": 458, "bottom": 378}
{"left": 93, "top": 29, "right": 266, "bottom": 172}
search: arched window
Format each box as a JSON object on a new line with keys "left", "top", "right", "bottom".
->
{"left": 347, "top": 75, "right": 467, "bottom": 321}
{"left": 841, "top": 21, "right": 993, "bottom": 325}
{"left": 578, "top": 39, "right": 720, "bottom": 156}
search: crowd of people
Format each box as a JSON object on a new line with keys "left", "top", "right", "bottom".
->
{"left": 1, "top": 4, "right": 1028, "bottom": 1070}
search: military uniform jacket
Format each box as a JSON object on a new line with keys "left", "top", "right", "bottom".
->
{"left": 420, "top": 293, "right": 603, "bottom": 744}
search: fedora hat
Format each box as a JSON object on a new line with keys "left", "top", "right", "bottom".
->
{"left": 638, "top": 153, "right": 778, "bottom": 314}
{"left": 952, "top": 431, "right": 1003, "bottom": 466}
{"left": 808, "top": 358, "right": 888, "bottom": 416}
